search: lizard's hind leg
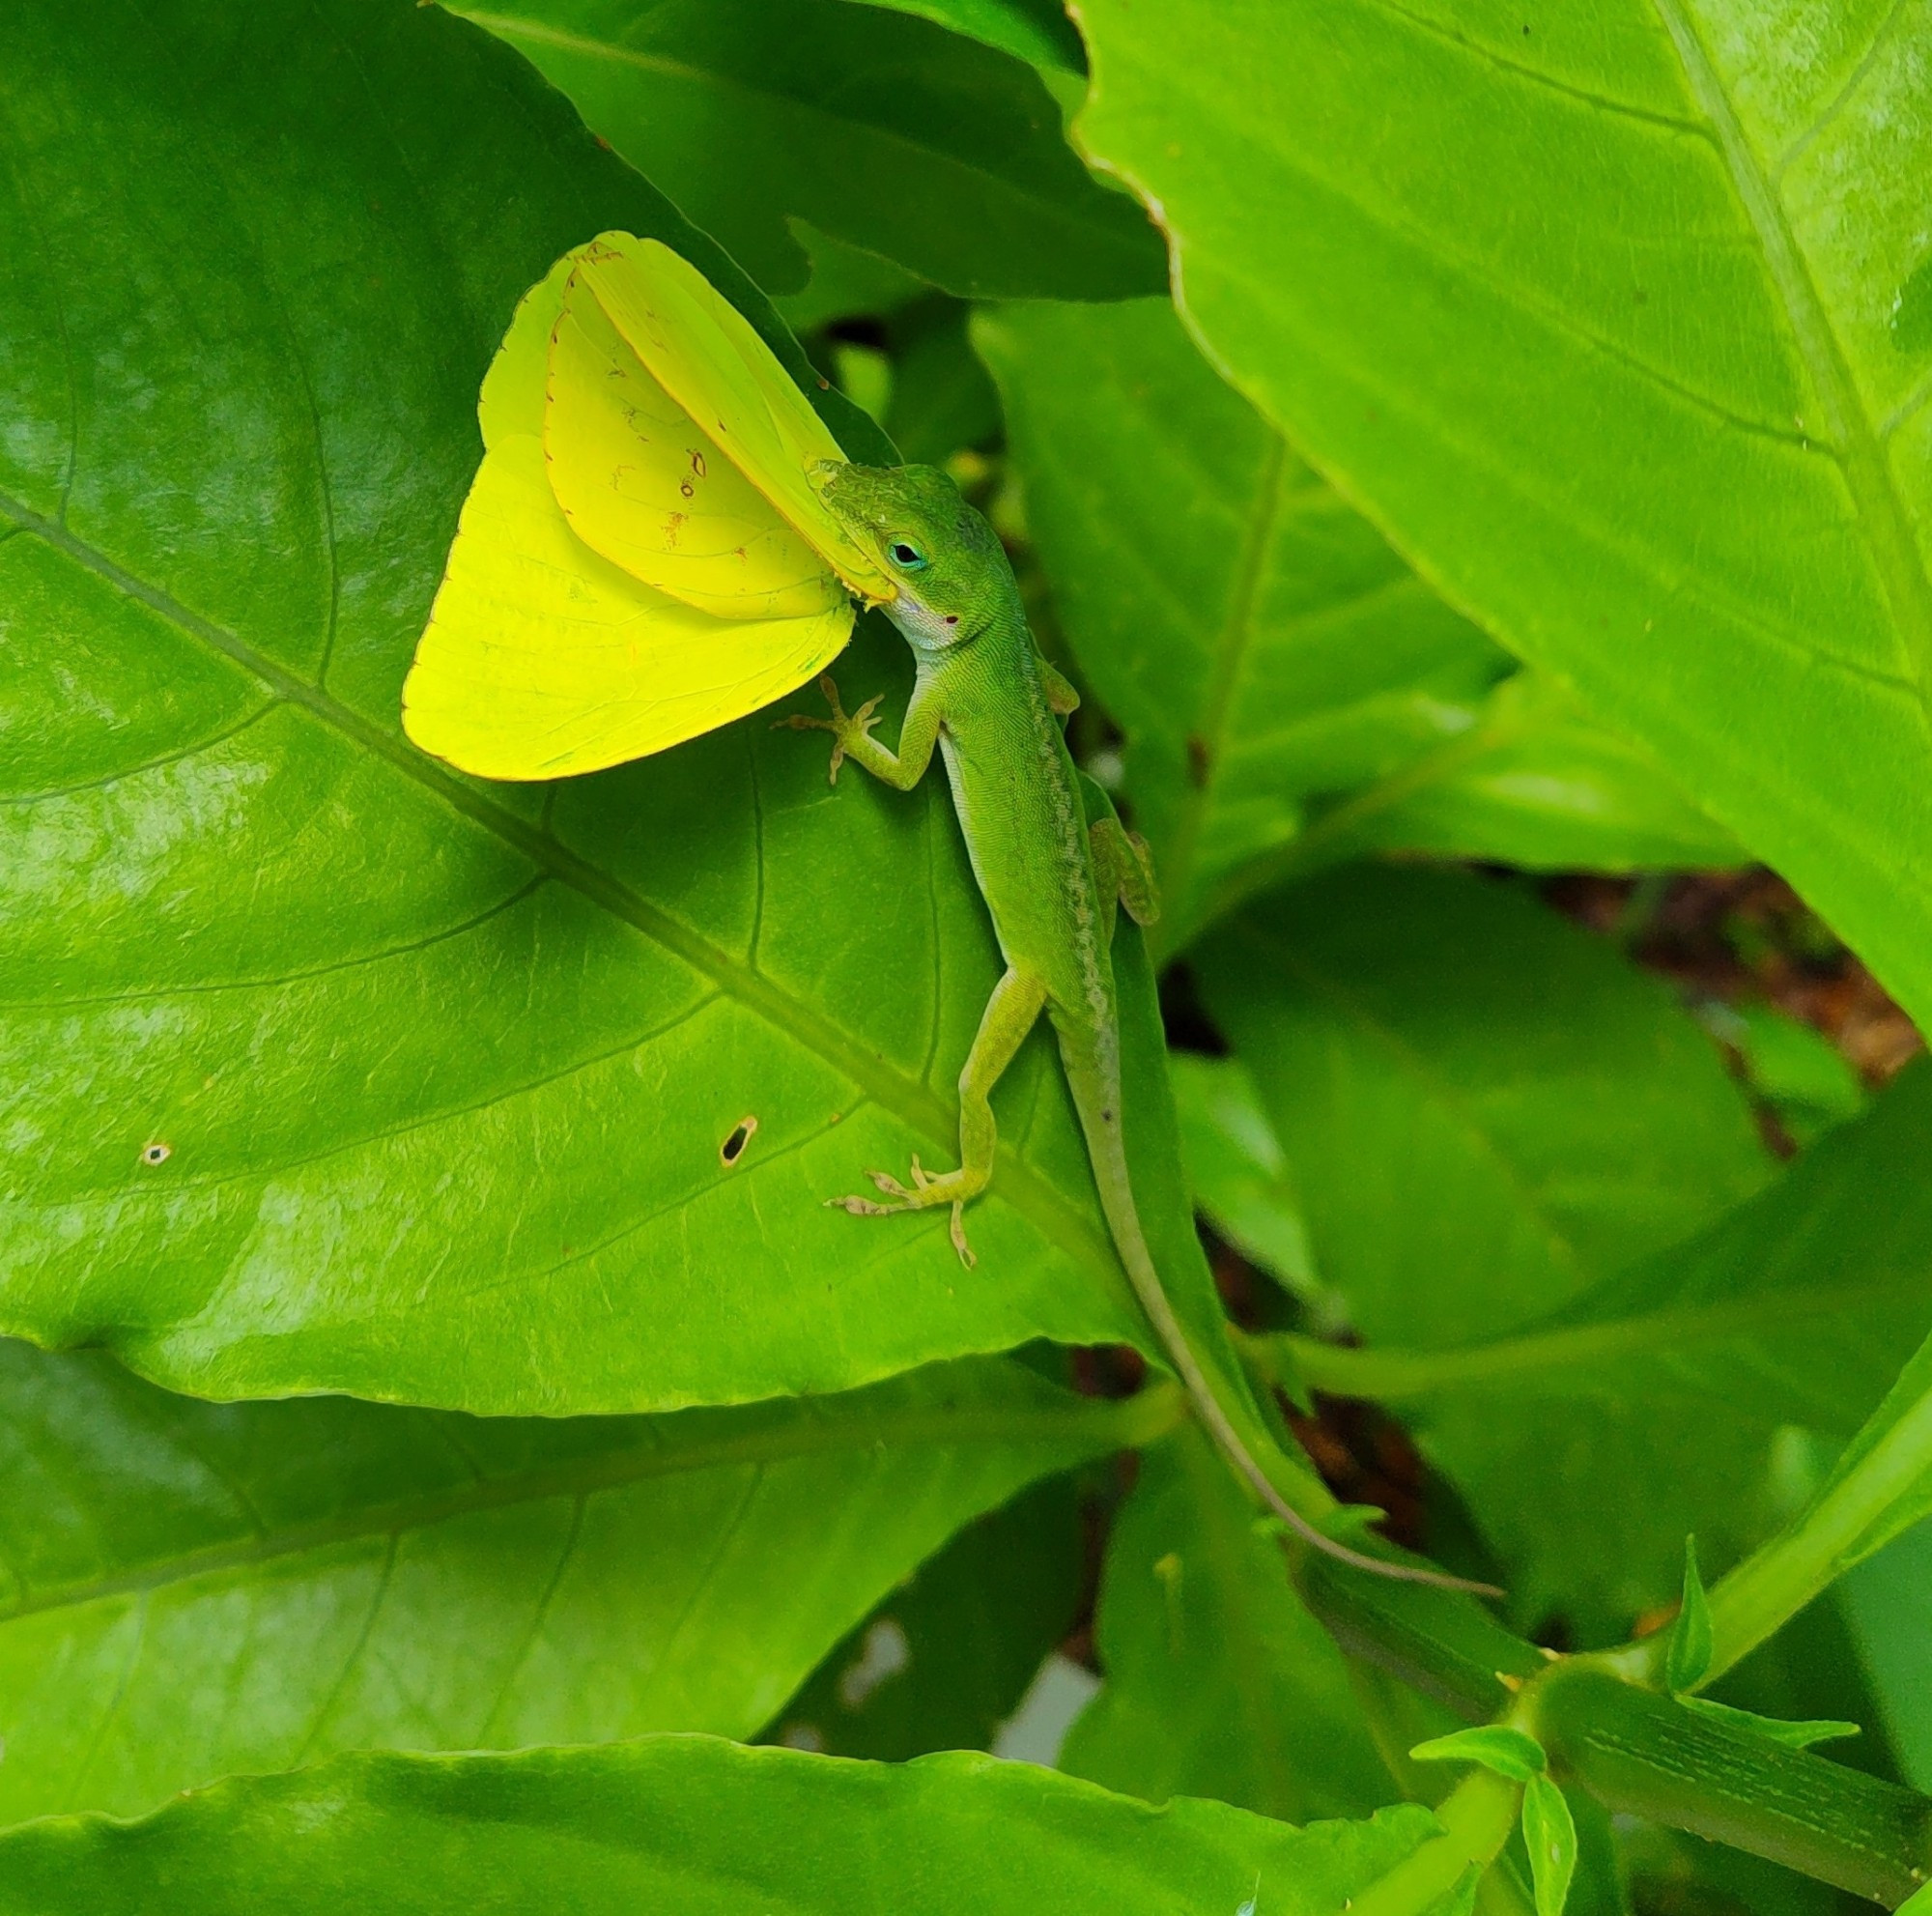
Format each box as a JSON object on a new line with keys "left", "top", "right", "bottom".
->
{"left": 829, "top": 966, "right": 1047, "bottom": 1268}
{"left": 1090, "top": 815, "right": 1159, "bottom": 935}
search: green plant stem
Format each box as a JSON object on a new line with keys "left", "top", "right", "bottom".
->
{"left": 1252, "top": 1288, "right": 1914, "bottom": 1403}
{"left": 1191, "top": 710, "right": 1520, "bottom": 941}
{"left": 1474, "top": 1862, "right": 1538, "bottom": 1916}
{"left": 1299, "top": 1556, "right": 1546, "bottom": 1721}
{"left": 1533, "top": 1666, "right": 1932, "bottom": 1907}
{"left": 1348, "top": 1769, "right": 1521, "bottom": 1916}
{"left": 1691, "top": 1387, "right": 1932, "bottom": 1683}
{"left": 1293, "top": 1427, "right": 1932, "bottom": 1907}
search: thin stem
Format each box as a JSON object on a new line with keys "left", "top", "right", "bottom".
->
{"left": 1698, "top": 1373, "right": 1932, "bottom": 1682}
{"left": 1348, "top": 1769, "right": 1521, "bottom": 1916}
{"left": 1249, "top": 1277, "right": 1918, "bottom": 1403}
{"left": 1187, "top": 699, "right": 1522, "bottom": 944}
{"left": 1300, "top": 1554, "right": 1548, "bottom": 1721}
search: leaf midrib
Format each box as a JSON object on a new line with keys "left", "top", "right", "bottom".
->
{"left": 0, "top": 1382, "right": 1176, "bottom": 1627}
{"left": 1280, "top": 1272, "right": 1925, "bottom": 1404}
{"left": 1152, "top": 433, "right": 1287, "bottom": 958}
{"left": 1650, "top": 0, "right": 1932, "bottom": 708}
{"left": 0, "top": 488, "right": 1129, "bottom": 1306}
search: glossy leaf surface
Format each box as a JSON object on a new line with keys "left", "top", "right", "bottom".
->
{"left": 0, "top": 1340, "right": 1160, "bottom": 1820}
{"left": 0, "top": 0, "right": 1225, "bottom": 1414}
{"left": 459, "top": 0, "right": 1160, "bottom": 299}
{"left": 1170, "top": 1054, "right": 1321, "bottom": 1304}
{"left": 1073, "top": 0, "right": 1932, "bottom": 1027}
{"left": 0, "top": 1736, "right": 1441, "bottom": 1916}
{"left": 977, "top": 300, "right": 1736, "bottom": 955}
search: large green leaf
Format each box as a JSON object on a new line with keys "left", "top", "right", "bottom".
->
{"left": 1284, "top": 1060, "right": 1932, "bottom": 1630}
{"left": 1197, "top": 866, "right": 1769, "bottom": 1349}
{"left": 1071, "top": 0, "right": 1932, "bottom": 1029}
{"left": 0, "top": 0, "right": 1222, "bottom": 1415}
{"left": 0, "top": 1737, "right": 1442, "bottom": 1916}
{"left": 1198, "top": 865, "right": 1774, "bottom": 1627}
{"left": 457, "top": 0, "right": 1160, "bottom": 299}
{"left": 1062, "top": 1426, "right": 1393, "bottom": 1822}
{"left": 0, "top": 1339, "right": 1162, "bottom": 1821}
{"left": 975, "top": 300, "right": 1737, "bottom": 956}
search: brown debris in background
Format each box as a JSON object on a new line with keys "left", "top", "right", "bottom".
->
{"left": 1282, "top": 1391, "right": 1428, "bottom": 1553}
{"left": 1543, "top": 870, "right": 1921, "bottom": 1085}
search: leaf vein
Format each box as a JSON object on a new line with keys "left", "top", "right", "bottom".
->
{"left": 476, "top": 1490, "right": 585, "bottom": 1742}
{"left": 1650, "top": 0, "right": 1932, "bottom": 708}
{"left": 7, "top": 873, "right": 546, "bottom": 1010}
{"left": 289, "top": 1530, "right": 399, "bottom": 1769}
{"left": 1160, "top": 434, "right": 1288, "bottom": 932}
{"left": 0, "top": 1385, "right": 1159, "bottom": 1630}
{"left": 1351, "top": 0, "right": 1712, "bottom": 139}
{"left": 0, "top": 701, "right": 282, "bottom": 808}
{"left": 1772, "top": 0, "right": 1915, "bottom": 183}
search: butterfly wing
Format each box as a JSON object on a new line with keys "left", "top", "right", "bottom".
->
{"left": 544, "top": 268, "right": 844, "bottom": 620}
{"left": 477, "top": 252, "right": 571, "bottom": 447}
{"left": 402, "top": 432, "right": 850, "bottom": 780}
{"left": 402, "top": 237, "right": 860, "bottom": 779}
{"left": 572, "top": 234, "right": 895, "bottom": 602}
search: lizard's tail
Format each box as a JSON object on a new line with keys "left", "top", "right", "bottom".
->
{"left": 1079, "top": 1087, "right": 1502, "bottom": 1599}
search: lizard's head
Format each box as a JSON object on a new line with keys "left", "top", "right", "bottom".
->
{"left": 812, "top": 461, "right": 1009, "bottom": 649}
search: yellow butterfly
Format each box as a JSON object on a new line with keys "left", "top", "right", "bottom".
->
{"left": 403, "top": 233, "right": 894, "bottom": 780}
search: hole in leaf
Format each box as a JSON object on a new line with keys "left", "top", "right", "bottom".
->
{"left": 720, "top": 1116, "right": 758, "bottom": 1166}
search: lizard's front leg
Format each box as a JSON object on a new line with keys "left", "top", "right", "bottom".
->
{"left": 831, "top": 966, "right": 1048, "bottom": 1268}
{"left": 774, "top": 672, "right": 941, "bottom": 789}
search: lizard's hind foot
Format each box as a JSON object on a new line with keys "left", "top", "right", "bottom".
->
{"left": 825, "top": 1154, "right": 986, "bottom": 1268}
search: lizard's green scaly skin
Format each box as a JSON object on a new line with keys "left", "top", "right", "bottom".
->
{"left": 784, "top": 463, "right": 1493, "bottom": 1594}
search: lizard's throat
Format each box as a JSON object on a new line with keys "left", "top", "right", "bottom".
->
{"left": 882, "top": 587, "right": 971, "bottom": 653}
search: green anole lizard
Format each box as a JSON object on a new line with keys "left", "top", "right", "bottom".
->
{"left": 781, "top": 461, "right": 1495, "bottom": 1596}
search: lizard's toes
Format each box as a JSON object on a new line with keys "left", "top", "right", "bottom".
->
{"left": 827, "top": 1193, "right": 896, "bottom": 1217}
{"left": 949, "top": 1203, "right": 977, "bottom": 1269}
{"left": 867, "top": 1169, "right": 917, "bottom": 1200}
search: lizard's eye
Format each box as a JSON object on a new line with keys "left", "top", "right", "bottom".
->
{"left": 888, "top": 539, "right": 927, "bottom": 571}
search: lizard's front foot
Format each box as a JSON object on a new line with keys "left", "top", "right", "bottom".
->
{"left": 773, "top": 673, "right": 881, "bottom": 785}
{"left": 827, "top": 1154, "right": 988, "bottom": 1267}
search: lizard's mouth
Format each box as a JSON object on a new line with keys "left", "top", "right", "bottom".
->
{"left": 807, "top": 458, "right": 864, "bottom": 535}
